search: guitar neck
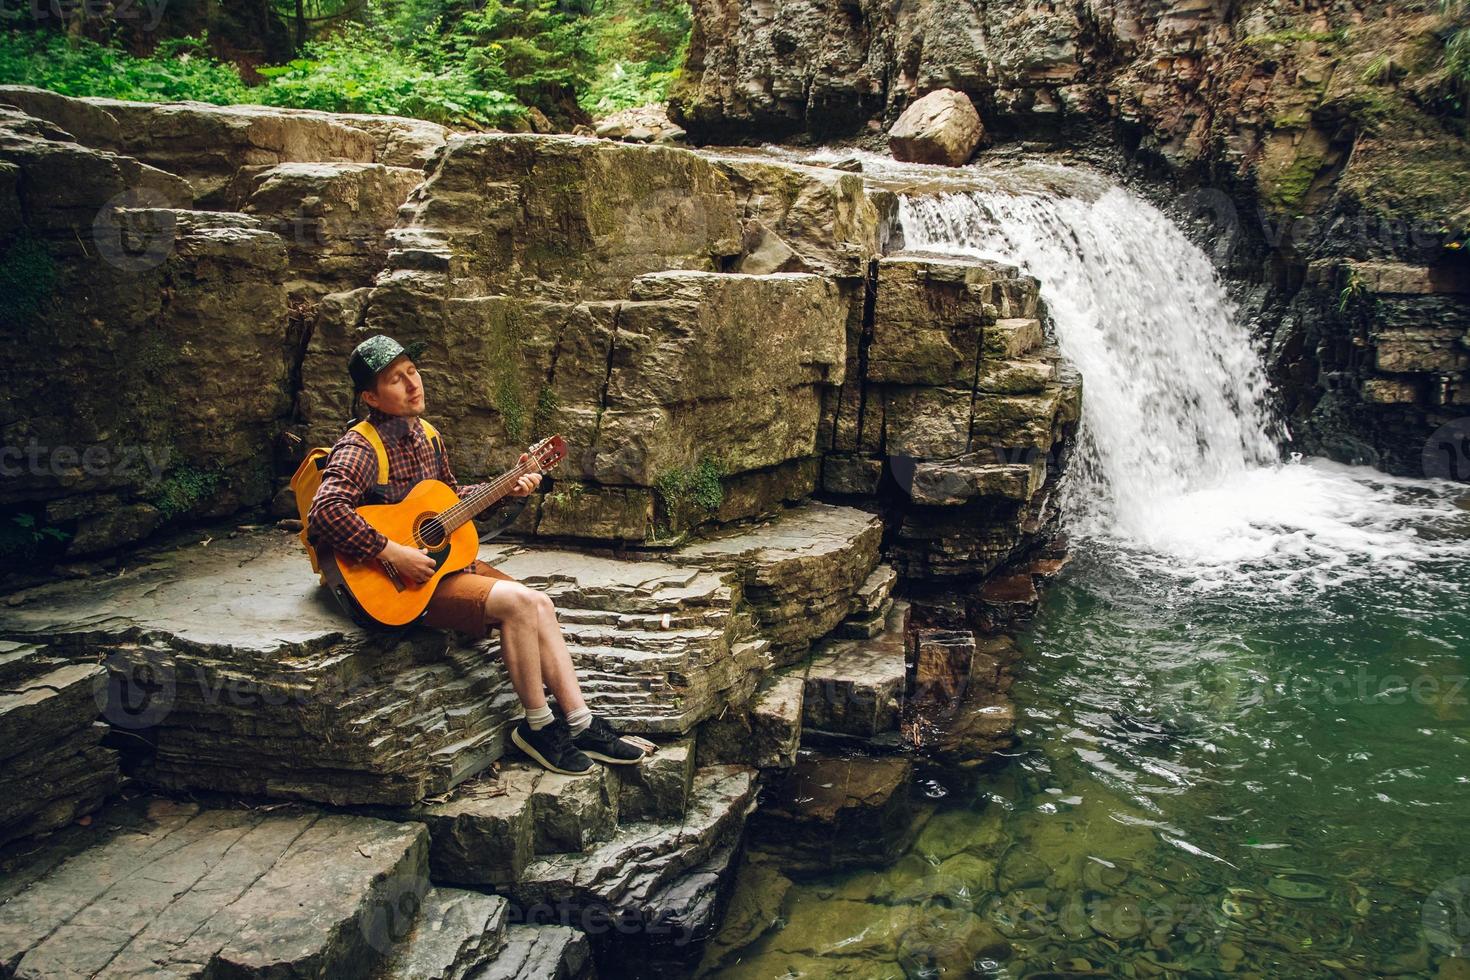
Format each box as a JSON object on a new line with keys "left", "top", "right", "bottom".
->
{"left": 441, "top": 460, "right": 536, "bottom": 533}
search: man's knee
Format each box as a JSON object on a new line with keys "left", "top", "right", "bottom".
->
{"left": 486, "top": 582, "right": 549, "bottom": 623}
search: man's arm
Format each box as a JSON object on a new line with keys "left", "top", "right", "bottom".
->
{"left": 307, "top": 438, "right": 389, "bottom": 564}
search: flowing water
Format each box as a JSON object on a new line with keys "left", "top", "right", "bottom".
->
{"left": 701, "top": 160, "right": 1470, "bottom": 978}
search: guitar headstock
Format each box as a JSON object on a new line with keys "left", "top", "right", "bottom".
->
{"left": 525, "top": 435, "right": 568, "bottom": 474}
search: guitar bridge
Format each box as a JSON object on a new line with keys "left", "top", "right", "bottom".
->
{"left": 379, "top": 559, "right": 406, "bottom": 593}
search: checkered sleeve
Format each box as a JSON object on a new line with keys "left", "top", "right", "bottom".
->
{"left": 306, "top": 436, "right": 389, "bottom": 564}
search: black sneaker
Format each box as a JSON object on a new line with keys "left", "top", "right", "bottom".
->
{"left": 571, "top": 714, "right": 648, "bottom": 765}
{"left": 510, "top": 717, "right": 594, "bottom": 775}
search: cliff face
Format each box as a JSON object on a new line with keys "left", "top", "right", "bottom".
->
{"left": 669, "top": 0, "right": 1470, "bottom": 476}
{"left": 0, "top": 86, "right": 1076, "bottom": 597}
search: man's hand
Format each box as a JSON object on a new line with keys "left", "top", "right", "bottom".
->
{"left": 509, "top": 453, "right": 542, "bottom": 497}
{"left": 378, "top": 539, "right": 437, "bottom": 584}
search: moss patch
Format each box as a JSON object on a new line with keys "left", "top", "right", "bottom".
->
{"left": 0, "top": 233, "right": 58, "bottom": 331}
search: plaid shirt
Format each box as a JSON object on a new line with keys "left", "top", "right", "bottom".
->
{"left": 307, "top": 406, "right": 515, "bottom": 564}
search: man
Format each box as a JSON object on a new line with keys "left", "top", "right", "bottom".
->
{"left": 307, "top": 335, "right": 648, "bottom": 776}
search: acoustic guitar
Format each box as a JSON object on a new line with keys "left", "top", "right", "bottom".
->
{"left": 321, "top": 435, "right": 567, "bottom": 628}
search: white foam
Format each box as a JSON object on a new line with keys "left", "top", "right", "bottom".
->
{"left": 896, "top": 180, "right": 1470, "bottom": 593}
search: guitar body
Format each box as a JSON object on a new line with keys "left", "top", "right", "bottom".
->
{"left": 323, "top": 478, "right": 480, "bottom": 628}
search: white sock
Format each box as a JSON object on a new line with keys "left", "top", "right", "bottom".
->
{"left": 525, "top": 703, "right": 554, "bottom": 731}
{"left": 564, "top": 705, "right": 592, "bottom": 736}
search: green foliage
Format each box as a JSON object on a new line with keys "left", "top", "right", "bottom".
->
{"left": 254, "top": 29, "right": 524, "bottom": 127}
{"left": 493, "top": 375, "right": 527, "bottom": 443}
{"left": 1444, "top": 0, "right": 1470, "bottom": 97}
{"left": 1337, "top": 270, "right": 1369, "bottom": 314}
{"left": 1242, "top": 28, "right": 1347, "bottom": 48}
{"left": 0, "top": 233, "right": 58, "bottom": 331}
{"left": 580, "top": 0, "right": 689, "bottom": 115}
{"left": 3, "top": 0, "right": 691, "bottom": 126}
{"left": 532, "top": 384, "right": 559, "bottom": 436}
{"left": 654, "top": 454, "right": 726, "bottom": 516}
{"left": 0, "top": 514, "right": 70, "bottom": 563}
{"left": 0, "top": 31, "right": 250, "bottom": 103}
{"left": 151, "top": 465, "right": 223, "bottom": 520}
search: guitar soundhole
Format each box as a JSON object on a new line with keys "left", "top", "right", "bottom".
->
{"left": 415, "top": 513, "right": 448, "bottom": 549}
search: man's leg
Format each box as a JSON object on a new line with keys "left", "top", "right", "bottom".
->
{"left": 480, "top": 578, "right": 650, "bottom": 765}
{"left": 481, "top": 582, "right": 563, "bottom": 710}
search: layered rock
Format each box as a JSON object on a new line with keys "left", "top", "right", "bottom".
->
{"left": 0, "top": 643, "right": 120, "bottom": 846}
{"left": 0, "top": 85, "right": 448, "bottom": 206}
{"left": 0, "top": 105, "right": 292, "bottom": 560}
{"left": 0, "top": 797, "right": 429, "bottom": 979}
{"left": 0, "top": 793, "right": 595, "bottom": 980}
{"left": 668, "top": 0, "right": 1470, "bottom": 478}
{"left": 825, "top": 250, "right": 1082, "bottom": 581}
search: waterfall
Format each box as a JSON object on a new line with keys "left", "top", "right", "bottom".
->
{"left": 892, "top": 175, "right": 1470, "bottom": 588}
{"left": 898, "top": 186, "right": 1281, "bottom": 545}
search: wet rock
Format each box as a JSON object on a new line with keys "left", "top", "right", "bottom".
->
{"left": 750, "top": 751, "right": 917, "bottom": 871}
{"left": 508, "top": 766, "right": 757, "bottom": 966}
{"left": 697, "top": 671, "right": 805, "bottom": 769}
{"left": 888, "top": 89, "right": 984, "bottom": 167}
{"left": 801, "top": 600, "right": 910, "bottom": 739}
{"left": 476, "top": 924, "right": 595, "bottom": 980}
{"left": 697, "top": 860, "right": 793, "bottom": 972}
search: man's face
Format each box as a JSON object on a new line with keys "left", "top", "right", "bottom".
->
{"left": 362, "top": 354, "right": 426, "bottom": 416}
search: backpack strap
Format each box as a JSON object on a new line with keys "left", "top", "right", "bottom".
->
{"left": 349, "top": 420, "right": 392, "bottom": 493}
{"left": 419, "top": 419, "right": 448, "bottom": 473}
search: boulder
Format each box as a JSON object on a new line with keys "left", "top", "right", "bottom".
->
{"left": 888, "top": 89, "right": 984, "bottom": 167}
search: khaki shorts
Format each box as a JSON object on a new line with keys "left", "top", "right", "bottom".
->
{"left": 422, "top": 559, "right": 519, "bottom": 639}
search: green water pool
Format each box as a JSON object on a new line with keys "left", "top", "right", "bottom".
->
{"left": 701, "top": 467, "right": 1470, "bottom": 979}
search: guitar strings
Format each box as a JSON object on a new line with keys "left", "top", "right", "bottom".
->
{"left": 418, "top": 449, "right": 546, "bottom": 546}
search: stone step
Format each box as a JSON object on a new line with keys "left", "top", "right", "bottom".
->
{"left": 698, "top": 669, "right": 805, "bottom": 770}
{"left": 471, "top": 925, "right": 594, "bottom": 980}
{"left": 507, "top": 766, "right": 758, "bottom": 960}
{"left": 0, "top": 796, "right": 428, "bottom": 979}
{"left": 669, "top": 500, "right": 885, "bottom": 667}
{"left": 0, "top": 657, "right": 121, "bottom": 847}
{"left": 389, "top": 760, "right": 617, "bottom": 890}
{"left": 800, "top": 599, "right": 911, "bottom": 741}
{"left": 379, "top": 887, "right": 509, "bottom": 980}
{"left": 985, "top": 317, "right": 1044, "bottom": 359}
